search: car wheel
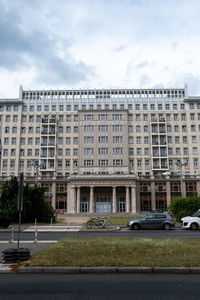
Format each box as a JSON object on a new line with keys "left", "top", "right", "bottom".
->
{"left": 131, "top": 223, "right": 139, "bottom": 230}
{"left": 163, "top": 223, "right": 171, "bottom": 230}
{"left": 190, "top": 223, "right": 199, "bottom": 230}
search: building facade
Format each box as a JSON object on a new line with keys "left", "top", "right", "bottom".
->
{"left": 0, "top": 84, "right": 200, "bottom": 214}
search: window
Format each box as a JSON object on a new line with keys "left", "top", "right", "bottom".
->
{"left": 167, "top": 125, "right": 171, "bottom": 132}
{"left": 137, "top": 159, "right": 142, "bottom": 167}
{"left": 143, "top": 104, "right": 148, "bottom": 110}
{"left": 58, "top": 149, "right": 63, "bottom": 156}
{"left": 173, "top": 104, "right": 178, "bottom": 110}
{"left": 191, "top": 125, "right": 196, "bottom": 132}
{"left": 112, "top": 114, "right": 122, "bottom": 120}
{"left": 182, "top": 125, "right": 187, "bottom": 132}
{"left": 137, "top": 148, "right": 142, "bottom": 155}
{"left": 29, "top": 116, "right": 34, "bottom": 122}
{"left": 128, "top": 126, "right": 133, "bottom": 132}
{"left": 27, "top": 149, "right": 32, "bottom": 156}
{"left": 44, "top": 105, "right": 49, "bottom": 111}
{"left": 192, "top": 136, "right": 197, "bottom": 143}
{"left": 113, "top": 125, "right": 122, "bottom": 132}
{"left": 129, "top": 148, "right": 134, "bottom": 155}
{"left": 145, "top": 160, "right": 150, "bottom": 167}
{"left": 165, "top": 104, "right": 170, "bottom": 110}
{"left": 58, "top": 137, "right": 63, "bottom": 144}
{"left": 36, "top": 116, "right": 41, "bottom": 122}
{"left": 28, "top": 138, "right": 32, "bottom": 145}
{"left": 59, "top": 126, "right": 63, "bottom": 133}
{"left": 194, "top": 159, "right": 198, "bottom": 167}
{"left": 59, "top": 105, "right": 64, "bottom": 111}
{"left": 73, "top": 137, "right": 78, "bottom": 144}
{"left": 144, "top": 137, "right": 149, "bottom": 144}
{"left": 174, "top": 114, "right": 178, "bottom": 121}
{"left": 144, "top": 148, "right": 149, "bottom": 155}
{"left": 136, "top": 137, "right": 141, "bottom": 144}
{"left": 144, "top": 125, "right": 148, "bottom": 132}
{"left": 84, "top": 148, "right": 93, "bottom": 155}
{"left": 65, "top": 160, "right": 70, "bottom": 167}
{"left": 113, "top": 148, "right": 122, "bottom": 155}
{"left": 190, "top": 113, "right": 195, "bottom": 120}
{"left": 99, "top": 148, "right": 108, "bottom": 155}
{"left": 136, "top": 114, "right": 140, "bottom": 121}
{"left": 143, "top": 114, "right": 148, "bottom": 121}
{"left": 35, "top": 138, "right": 40, "bottom": 145}
{"left": 166, "top": 114, "right": 171, "bottom": 121}
{"left": 128, "top": 114, "right": 133, "bottom": 121}
{"left": 67, "top": 105, "right": 71, "bottom": 111}
{"left": 113, "top": 159, "right": 123, "bottom": 166}
{"left": 151, "top": 104, "right": 155, "bottom": 110}
{"left": 174, "top": 125, "right": 179, "bottom": 132}
{"left": 175, "top": 136, "right": 180, "bottom": 143}
{"left": 3, "top": 149, "right": 8, "bottom": 156}
{"left": 84, "top": 136, "right": 94, "bottom": 143}
{"left": 59, "top": 115, "right": 64, "bottom": 122}
{"left": 189, "top": 103, "right": 194, "bottom": 109}
{"left": 11, "top": 149, "right": 16, "bottom": 156}
{"left": 113, "top": 136, "right": 122, "bottom": 143}
{"left": 66, "top": 115, "right": 71, "bottom": 122}
{"left": 129, "top": 160, "right": 134, "bottom": 167}
{"left": 183, "top": 136, "right": 188, "bottom": 143}
{"left": 168, "top": 136, "right": 172, "bottom": 143}
{"left": 5, "top": 127, "right": 10, "bottom": 133}
{"left": 66, "top": 126, "right": 71, "bottom": 133}
{"left": 99, "top": 136, "right": 108, "bottom": 143}
{"left": 168, "top": 148, "right": 173, "bottom": 155}
{"left": 98, "top": 114, "right": 107, "bottom": 121}
{"left": 136, "top": 104, "right": 140, "bottom": 110}
{"left": 74, "top": 126, "right": 78, "bottom": 133}
{"left": 73, "top": 149, "right": 78, "bottom": 156}
{"left": 129, "top": 137, "right": 133, "bottom": 144}
{"left": 11, "top": 138, "right": 16, "bottom": 145}
{"left": 181, "top": 104, "right": 185, "bottom": 110}
{"left": 36, "top": 127, "right": 40, "bottom": 133}
{"left": 20, "top": 138, "right": 25, "bottom": 145}
{"left": 98, "top": 159, "right": 108, "bottom": 166}
{"left": 14, "top": 105, "right": 18, "bottom": 111}
{"left": 136, "top": 126, "right": 140, "bottom": 132}
{"left": 193, "top": 147, "right": 198, "bottom": 155}
{"left": 84, "top": 114, "right": 93, "bottom": 121}
{"left": 176, "top": 148, "right": 181, "bottom": 155}
{"left": 13, "top": 115, "right": 18, "bottom": 122}
{"left": 6, "top": 115, "right": 10, "bottom": 122}
{"left": 37, "top": 105, "right": 42, "bottom": 111}
{"left": 58, "top": 161, "right": 62, "bottom": 167}
{"left": 99, "top": 125, "right": 108, "bottom": 132}
{"left": 52, "top": 105, "right": 56, "bottom": 111}
{"left": 28, "top": 127, "right": 33, "bottom": 134}
{"left": 74, "top": 115, "right": 78, "bottom": 122}
{"left": 181, "top": 114, "right": 186, "bottom": 121}
{"left": 35, "top": 149, "right": 39, "bottom": 156}
{"left": 158, "top": 104, "right": 162, "bottom": 110}
{"left": 12, "top": 127, "right": 17, "bottom": 133}
{"left": 84, "top": 125, "right": 93, "bottom": 132}
{"left": 66, "top": 149, "right": 71, "bottom": 156}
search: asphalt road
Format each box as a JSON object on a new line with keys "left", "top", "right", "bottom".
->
{"left": 0, "top": 273, "right": 199, "bottom": 300}
{"left": 0, "top": 229, "right": 200, "bottom": 241}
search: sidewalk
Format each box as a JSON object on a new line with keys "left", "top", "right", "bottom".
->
{"left": 2, "top": 265, "right": 200, "bottom": 274}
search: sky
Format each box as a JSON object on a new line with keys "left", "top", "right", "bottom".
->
{"left": 0, "top": 0, "right": 200, "bottom": 98}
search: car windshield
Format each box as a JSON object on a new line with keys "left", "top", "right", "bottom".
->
{"left": 192, "top": 211, "right": 200, "bottom": 217}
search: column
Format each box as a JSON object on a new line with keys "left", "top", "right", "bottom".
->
{"left": 112, "top": 186, "right": 117, "bottom": 213}
{"left": 68, "top": 186, "right": 76, "bottom": 213}
{"left": 77, "top": 187, "right": 80, "bottom": 213}
{"left": 51, "top": 182, "right": 56, "bottom": 210}
{"left": 151, "top": 182, "right": 156, "bottom": 211}
{"left": 126, "top": 186, "right": 130, "bottom": 213}
{"left": 131, "top": 186, "right": 136, "bottom": 213}
{"left": 166, "top": 180, "right": 171, "bottom": 208}
{"left": 89, "top": 186, "right": 94, "bottom": 213}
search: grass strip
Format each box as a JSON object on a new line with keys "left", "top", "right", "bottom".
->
{"left": 26, "top": 238, "right": 200, "bottom": 267}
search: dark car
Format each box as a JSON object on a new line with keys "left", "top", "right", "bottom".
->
{"left": 0, "top": 215, "right": 10, "bottom": 228}
{"left": 127, "top": 213, "right": 175, "bottom": 230}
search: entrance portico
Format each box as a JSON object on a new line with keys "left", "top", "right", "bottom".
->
{"left": 67, "top": 176, "right": 137, "bottom": 214}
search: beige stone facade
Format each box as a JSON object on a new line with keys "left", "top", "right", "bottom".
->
{"left": 0, "top": 85, "right": 200, "bottom": 213}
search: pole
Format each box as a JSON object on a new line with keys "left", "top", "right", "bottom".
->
{"left": 180, "top": 163, "right": 184, "bottom": 197}
{"left": 17, "top": 173, "right": 24, "bottom": 249}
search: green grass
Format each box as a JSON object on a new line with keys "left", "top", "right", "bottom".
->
{"left": 25, "top": 237, "right": 200, "bottom": 267}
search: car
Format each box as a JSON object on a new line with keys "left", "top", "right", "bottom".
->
{"left": 57, "top": 209, "right": 65, "bottom": 214}
{"left": 0, "top": 215, "right": 10, "bottom": 228}
{"left": 181, "top": 209, "right": 200, "bottom": 230}
{"left": 127, "top": 212, "right": 175, "bottom": 230}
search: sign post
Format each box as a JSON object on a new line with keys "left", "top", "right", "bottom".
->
{"left": 17, "top": 173, "right": 24, "bottom": 250}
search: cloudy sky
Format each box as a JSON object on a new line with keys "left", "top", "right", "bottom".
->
{"left": 0, "top": 0, "right": 200, "bottom": 97}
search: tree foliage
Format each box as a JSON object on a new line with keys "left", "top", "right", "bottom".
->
{"left": 168, "top": 196, "right": 200, "bottom": 222}
{"left": 0, "top": 177, "right": 55, "bottom": 223}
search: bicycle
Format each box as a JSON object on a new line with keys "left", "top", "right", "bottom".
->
{"left": 86, "top": 217, "right": 113, "bottom": 229}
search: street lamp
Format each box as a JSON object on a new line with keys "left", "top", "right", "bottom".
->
{"left": 175, "top": 160, "right": 187, "bottom": 197}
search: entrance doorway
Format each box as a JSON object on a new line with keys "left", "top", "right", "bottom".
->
{"left": 80, "top": 196, "right": 89, "bottom": 213}
{"left": 96, "top": 195, "right": 111, "bottom": 213}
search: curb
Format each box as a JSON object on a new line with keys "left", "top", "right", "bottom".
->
{"left": 16, "top": 266, "right": 200, "bottom": 274}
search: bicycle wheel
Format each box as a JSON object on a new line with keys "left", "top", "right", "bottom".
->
{"left": 97, "top": 219, "right": 105, "bottom": 229}
{"left": 105, "top": 220, "right": 113, "bottom": 229}
{"left": 86, "top": 220, "right": 94, "bottom": 229}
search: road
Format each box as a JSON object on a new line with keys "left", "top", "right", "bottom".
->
{"left": 0, "top": 273, "right": 199, "bottom": 300}
{"left": 0, "top": 229, "right": 200, "bottom": 241}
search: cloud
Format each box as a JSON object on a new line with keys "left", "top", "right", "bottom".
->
{"left": 0, "top": 1, "right": 93, "bottom": 85}
{"left": 170, "top": 73, "right": 200, "bottom": 95}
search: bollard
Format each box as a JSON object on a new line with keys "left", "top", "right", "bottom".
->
{"left": 51, "top": 218, "right": 53, "bottom": 227}
{"left": 34, "top": 228, "right": 38, "bottom": 243}
{"left": 35, "top": 218, "right": 37, "bottom": 227}
{"left": 10, "top": 227, "right": 14, "bottom": 243}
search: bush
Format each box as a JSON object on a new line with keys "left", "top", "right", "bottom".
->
{"left": 0, "top": 177, "right": 55, "bottom": 223}
{"left": 168, "top": 196, "right": 200, "bottom": 222}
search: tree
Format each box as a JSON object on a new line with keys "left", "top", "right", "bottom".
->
{"left": 168, "top": 196, "right": 200, "bottom": 222}
{"left": 0, "top": 177, "right": 55, "bottom": 223}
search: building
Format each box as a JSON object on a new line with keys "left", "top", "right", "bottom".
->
{"left": 0, "top": 84, "right": 200, "bottom": 214}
